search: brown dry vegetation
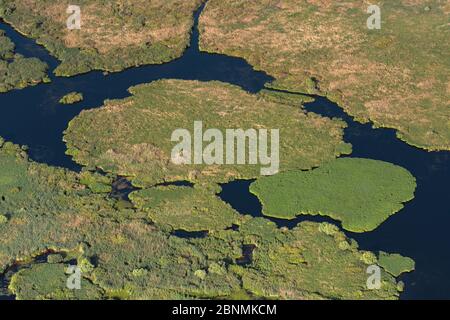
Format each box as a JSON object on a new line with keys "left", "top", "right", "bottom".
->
{"left": 35, "top": 0, "right": 200, "bottom": 53}
{"left": 199, "top": 0, "right": 450, "bottom": 151}
{"left": 0, "top": 0, "right": 204, "bottom": 75}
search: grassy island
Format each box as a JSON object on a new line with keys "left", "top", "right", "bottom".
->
{"left": 59, "top": 91, "right": 83, "bottom": 104}
{"left": 64, "top": 79, "right": 351, "bottom": 188}
{"left": 250, "top": 158, "right": 417, "bottom": 232}
{"left": 378, "top": 252, "right": 415, "bottom": 277}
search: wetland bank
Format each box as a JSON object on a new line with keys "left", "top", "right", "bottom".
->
{"left": 0, "top": 0, "right": 449, "bottom": 300}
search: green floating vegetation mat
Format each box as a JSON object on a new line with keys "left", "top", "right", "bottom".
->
{"left": 250, "top": 158, "right": 417, "bottom": 232}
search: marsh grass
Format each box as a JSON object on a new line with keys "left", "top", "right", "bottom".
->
{"left": 0, "top": 0, "right": 204, "bottom": 76}
{"left": 0, "top": 138, "right": 411, "bottom": 299}
{"left": 64, "top": 79, "right": 351, "bottom": 188}
{"left": 200, "top": 0, "right": 450, "bottom": 151}
{"left": 250, "top": 158, "right": 417, "bottom": 232}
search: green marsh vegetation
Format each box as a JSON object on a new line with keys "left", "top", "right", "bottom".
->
{"left": 199, "top": 0, "right": 450, "bottom": 151}
{"left": 9, "top": 259, "right": 104, "bottom": 299}
{"left": 59, "top": 91, "right": 83, "bottom": 104}
{"left": 0, "top": 0, "right": 204, "bottom": 76}
{"left": 0, "top": 138, "right": 238, "bottom": 299}
{"left": 0, "top": 137, "right": 413, "bottom": 299}
{"left": 78, "top": 170, "right": 112, "bottom": 193}
{"left": 378, "top": 252, "right": 415, "bottom": 277}
{"left": 59, "top": 79, "right": 418, "bottom": 299}
{"left": 191, "top": 219, "right": 407, "bottom": 299}
{"left": 0, "top": 30, "right": 49, "bottom": 92}
{"left": 129, "top": 184, "right": 242, "bottom": 232}
{"left": 250, "top": 158, "right": 417, "bottom": 233}
{"left": 63, "top": 79, "right": 351, "bottom": 188}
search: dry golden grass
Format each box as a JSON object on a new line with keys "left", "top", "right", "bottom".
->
{"left": 200, "top": 0, "right": 450, "bottom": 151}
{"left": 1, "top": 0, "right": 203, "bottom": 74}
{"left": 18, "top": 0, "right": 202, "bottom": 52}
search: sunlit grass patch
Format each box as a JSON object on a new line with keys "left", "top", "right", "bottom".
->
{"left": 250, "top": 158, "right": 417, "bottom": 232}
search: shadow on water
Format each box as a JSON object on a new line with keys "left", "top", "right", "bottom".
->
{"left": 0, "top": 3, "right": 449, "bottom": 300}
{"left": 0, "top": 3, "right": 273, "bottom": 171}
{"left": 171, "top": 230, "right": 209, "bottom": 239}
{"left": 236, "top": 244, "right": 256, "bottom": 266}
{"left": 109, "top": 177, "right": 139, "bottom": 202}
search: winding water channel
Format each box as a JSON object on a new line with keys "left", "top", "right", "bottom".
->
{"left": 1, "top": 5, "right": 449, "bottom": 299}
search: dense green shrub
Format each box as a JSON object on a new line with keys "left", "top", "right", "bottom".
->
{"left": 0, "top": 31, "right": 49, "bottom": 93}
{"left": 251, "top": 158, "right": 417, "bottom": 232}
{"left": 59, "top": 92, "right": 84, "bottom": 105}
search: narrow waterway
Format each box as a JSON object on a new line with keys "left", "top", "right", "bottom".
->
{"left": 0, "top": 4, "right": 449, "bottom": 299}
